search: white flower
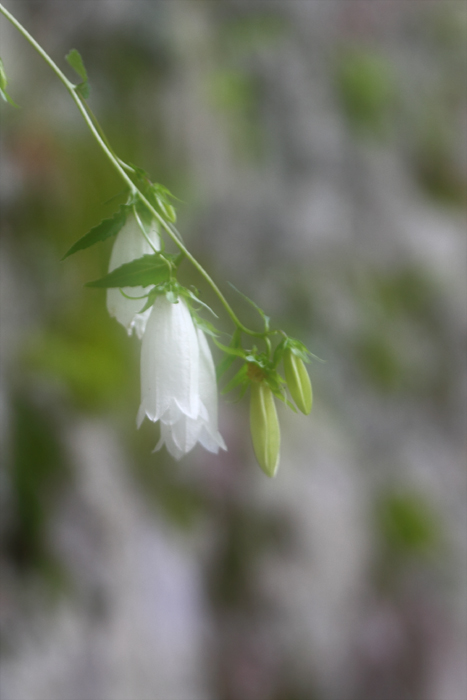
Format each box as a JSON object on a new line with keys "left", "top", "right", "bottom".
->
{"left": 106, "top": 216, "right": 160, "bottom": 339}
{"left": 137, "top": 295, "right": 227, "bottom": 459}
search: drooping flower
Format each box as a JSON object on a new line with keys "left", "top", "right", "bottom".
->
{"left": 137, "top": 295, "right": 226, "bottom": 459}
{"left": 106, "top": 216, "right": 160, "bottom": 339}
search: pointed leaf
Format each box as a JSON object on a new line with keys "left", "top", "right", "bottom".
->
{"left": 228, "top": 282, "right": 270, "bottom": 329}
{"left": 185, "top": 289, "right": 218, "bottom": 318}
{"left": 76, "top": 81, "right": 90, "bottom": 99}
{"left": 86, "top": 254, "right": 170, "bottom": 288}
{"left": 221, "top": 364, "right": 248, "bottom": 395}
{"left": 0, "top": 87, "right": 19, "bottom": 108}
{"left": 216, "top": 353, "right": 238, "bottom": 381}
{"left": 213, "top": 338, "right": 247, "bottom": 358}
{"left": 62, "top": 206, "right": 128, "bottom": 260}
{"left": 0, "top": 59, "right": 19, "bottom": 108}
{"left": 0, "top": 58, "right": 8, "bottom": 91}
{"left": 191, "top": 313, "right": 220, "bottom": 338}
{"left": 216, "top": 328, "right": 243, "bottom": 379}
{"left": 271, "top": 387, "right": 297, "bottom": 413}
{"left": 272, "top": 339, "right": 287, "bottom": 367}
{"left": 66, "top": 49, "right": 88, "bottom": 83}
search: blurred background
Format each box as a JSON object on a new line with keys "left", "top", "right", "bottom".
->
{"left": 1, "top": 1, "right": 466, "bottom": 699}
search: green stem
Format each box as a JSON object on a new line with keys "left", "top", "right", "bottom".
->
{"left": 0, "top": 3, "right": 266, "bottom": 338}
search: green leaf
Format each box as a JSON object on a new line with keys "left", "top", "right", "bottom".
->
{"left": 271, "top": 385, "right": 297, "bottom": 413}
{"left": 86, "top": 254, "right": 171, "bottom": 288}
{"left": 0, "top": 58, "right": 7, "bottom": 91}
{"left": 287, "top": 338, "right": 325, "bottom": 364}
{"left": 0, "top": 87, "right": 19, "bottom": 108}
{"left": 191, "top": 313, "right": 219, "bottom": 338}
{"left": 184, "top": 289, "right": 218, "bottom": 318}
{"left": 129, "top": 163, "right": 152, "bottom": 182}
{"left": 272, "top": 339, "right": 287, "bottom": 367}
{"left": 221, "top": 364, "right": 248, "bottom": 395}
{"left": 133, "top": 200, "right": 155, "bottom": 232}
{"left": 216, "top": 353, "right": 238, "bottom": 381}
{"left": 62, "top": 206, "right": 128, "bottom": 260}
{"left": 66, "top": 50, "right": 90, "bottom": 99}
{"left": 76, "top": 81, "right": 90, "bottom": 99}
{"left": 66, "top": 49, "right": 88, "bottom": 82}
{"left": 216, "top": 328, "right": 242, "bottom": 379}
{"left": 0, "top": 59, "right": 19, "bottom": 108}
{"left": 213, "top": 338, "right": 247, "bottom": 359}
{"left": 228, "top": 282, "right": 270, "bottom": 329}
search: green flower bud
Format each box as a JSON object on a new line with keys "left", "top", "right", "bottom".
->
{"left": 250, "top": 381, "right": 281, "bottom": 478}
{"left": 283, "top": 349, "right": 312, "bottom": 414}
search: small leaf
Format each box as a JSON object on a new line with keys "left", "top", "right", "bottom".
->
{"left": 270, "top": 386, "right": 297, "bottom": 413}
{"left": 216, "top": 329, "right": 242, "bottom": 379}
{"left": 0, "top": 58, "right": 7, "bottom": 91}
{"left": 185, "top": 289, "right": 218, "bottom": 318}
{"left": 221, "top": 364, "right": 248, "bottom": 395}
{"left": 228, "top": 282, "right": 270, "bottom": 329}
{"left": 213, "top": 338, "right": 247, "bottom": 358}
{"left": 272, "top": 339, "right": 287, "bottom": 367}
{"left": 216, "top": 353, "right": 238, "bottom": 381}
{"left": 66, "top": 49, "right": 88, "bottom": 83}
{"left": 62, "top": 206, "right": 128, "bottom": 260}
{"left": 138, "top": 286, "right": 164, "bottom": 313}
{"left": 285, "top": 337, "right": 325, "bottom": 364}
{"left": 129, "top": 163, "right": 152, "bottom": 182}
{"left": 86, "top": 254, "right": 170, "bottom": 288}
{"left": 0, "top": 87, "right": 19, "bottom": 108}
{"left": 191, "top": 313, "right": 220, "bottom": 338}
{"left": 76, "top": 81, "right": 90, "bottom": 99}
{"left": 0, "top": 59, "right": 19, "bottom": 108}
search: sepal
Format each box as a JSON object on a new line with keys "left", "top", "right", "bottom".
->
{"left": 0, "top": 57, "right": 19, "bottom": 107}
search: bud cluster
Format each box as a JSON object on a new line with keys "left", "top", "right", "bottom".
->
{"left": 216, "top": 336, "right": 314, "bottom": 477}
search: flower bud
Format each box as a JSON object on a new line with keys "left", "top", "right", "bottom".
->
{"left": 283, "top": 349, "right": 312, "bottom": 414}
{"left": 250, "top": 382, "right": 281, "bottom": 478}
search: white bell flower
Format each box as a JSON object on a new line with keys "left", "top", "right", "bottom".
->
{"left": 106, "top": 216, "right": 160, "bottom": 339}
{"left": 137, "top": 295, "right": 227, "bottom": 459}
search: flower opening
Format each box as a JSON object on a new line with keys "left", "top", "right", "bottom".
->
{"left": 137, "top": 296, "right": 226, "bottom": 459}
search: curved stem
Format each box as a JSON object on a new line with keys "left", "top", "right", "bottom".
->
{"left": 1, "top": 2, "right": 266, "bottom": 338}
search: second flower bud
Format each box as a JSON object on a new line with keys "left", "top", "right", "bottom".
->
{"left": 283, "top": 348, "right": 313, "bottom": 415}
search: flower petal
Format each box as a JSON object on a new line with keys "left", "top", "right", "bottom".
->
{"left": 139, "top": 297, "right": 200, "bottom": 425}
{"left": 196, "top": 329, "right": 227, "bottom": 451}
{"left": 106, "top": 216, "right": 160, "bottom": 336}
